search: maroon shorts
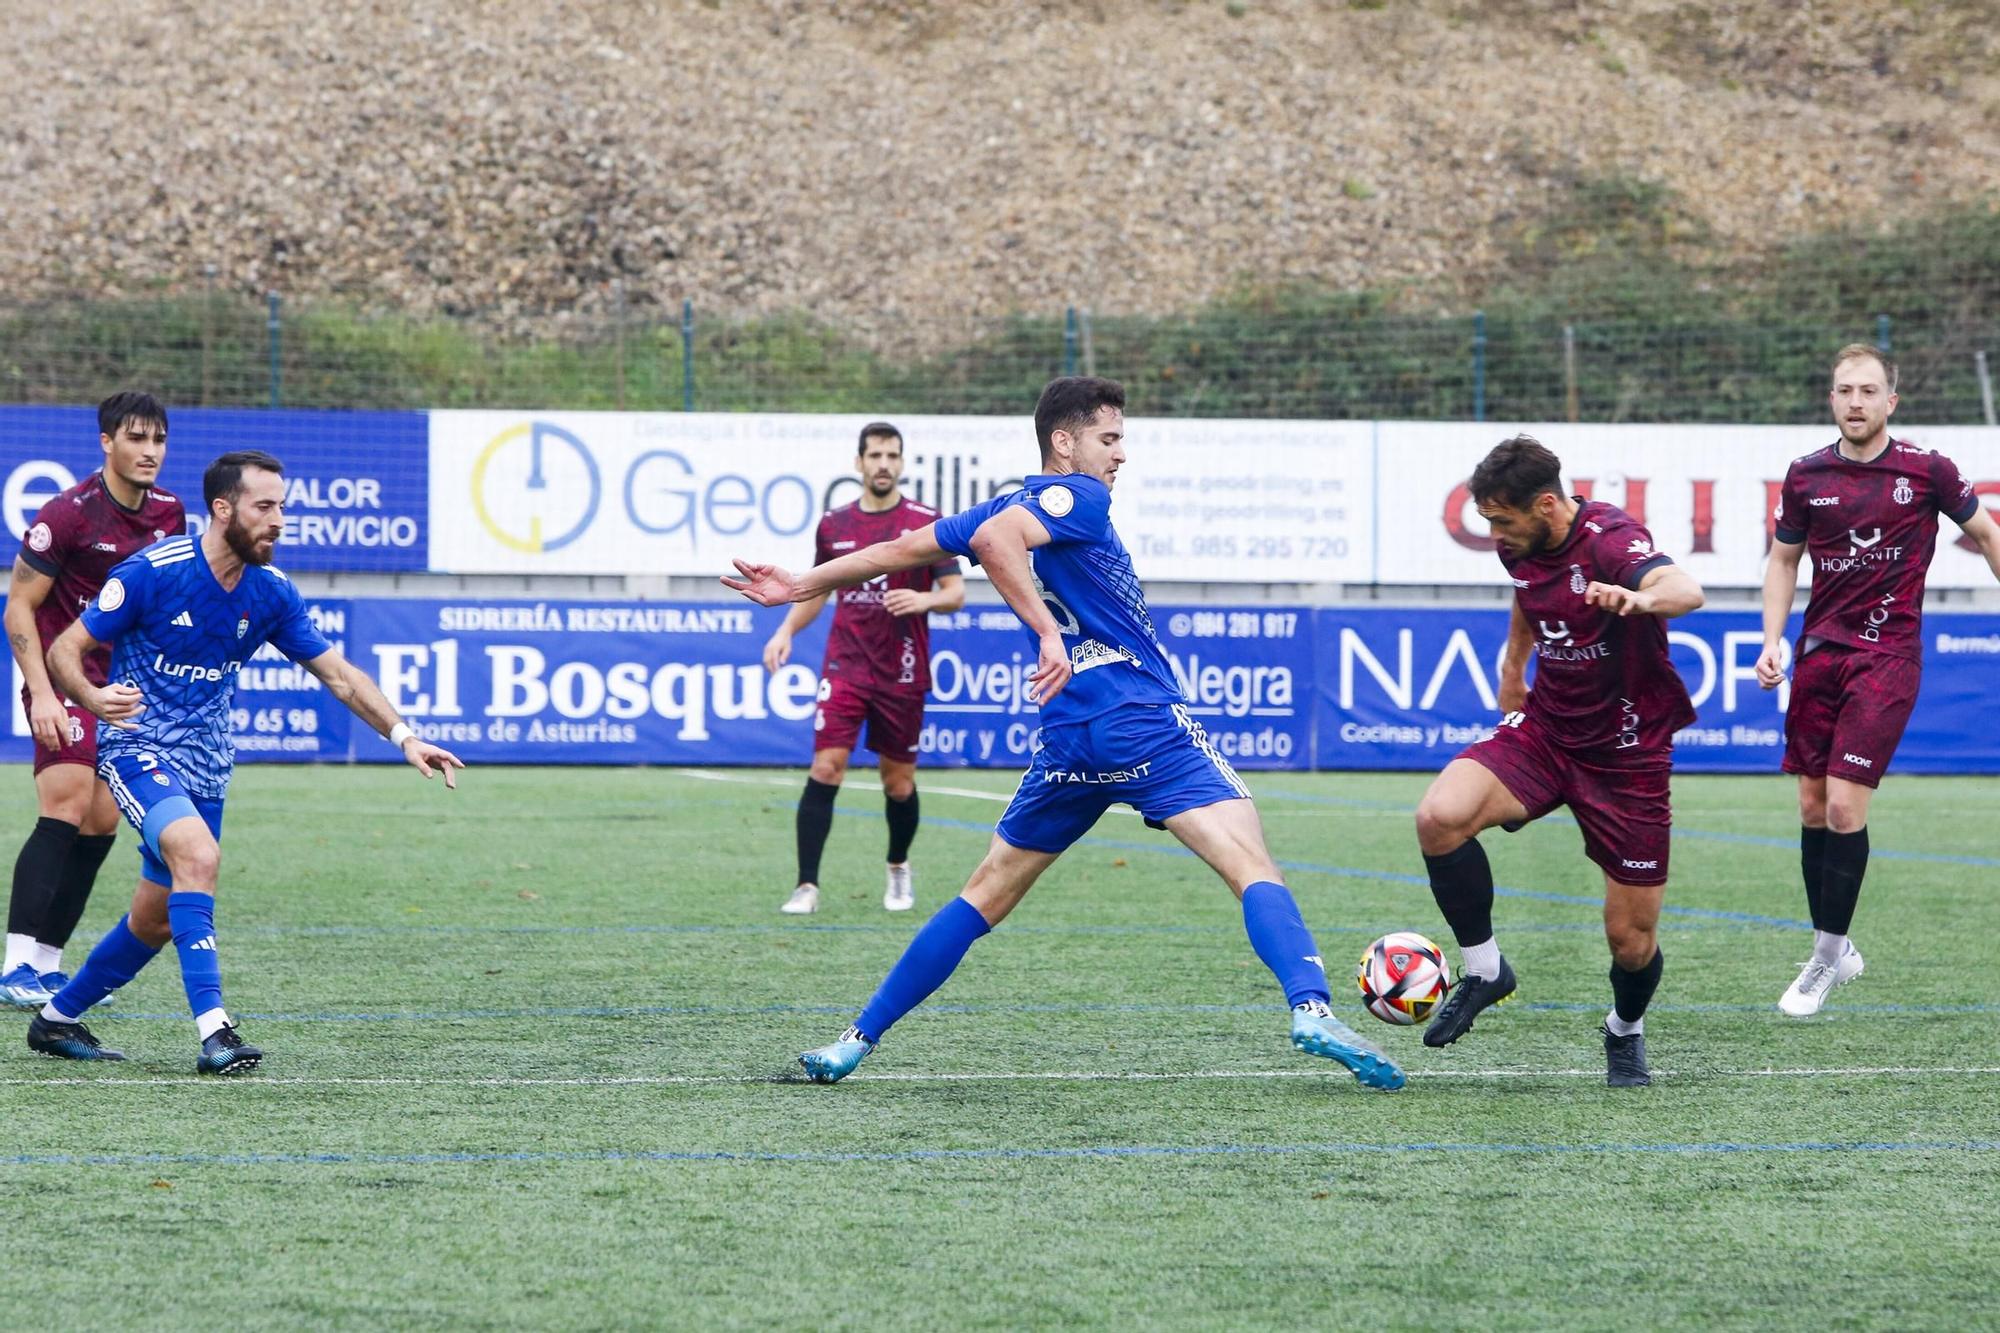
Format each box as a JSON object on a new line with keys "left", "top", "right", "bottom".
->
{"left": 1459, "top": 716, "right": 1672, "bottom": 887}
{"left": 1782, "top": 643, "right": 1920, "bottom": 789}
{"left": 19, "top": 684, "right": 98, "bottom": 776}
{"left": 814, "top": 676, "right": 924, "bottom": 764}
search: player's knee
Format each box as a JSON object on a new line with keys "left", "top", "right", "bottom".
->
{"left": 881, "top": 774, "right": 915, "bottom": 801}
{"left": 1606, "top": 924, "right": 1656, "bottom": 970}
{"left": 168, "top": 843, "right": 222, "bottom": 887}
{"left": 1825, "top": 801, "right": 1868, "bottom": 834}
{"left": 809, "top": 754, "right": 848, "bottom": 785}
{"left": 1413, "top": 799, "right": 1469, "bottom": 856}
{"left": 129, "top": 901, "right": 171, "bottom": 948}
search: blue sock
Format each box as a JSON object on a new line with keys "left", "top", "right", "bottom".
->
{"left": 1242, "top": 881, "right": 1331, "bottom": 1007}
{"left": 854, "top": 896, "right": 992, "bottom": 1043}
{"left": 167, "top": 891, "right": 225, "bottom": 1024}
{"left": 47, "top": 915, "right": 160, "bottom": 1020}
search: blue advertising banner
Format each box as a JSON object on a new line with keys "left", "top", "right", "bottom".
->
{"left": 0, "top": 406, "right": 428, "bottom": 572}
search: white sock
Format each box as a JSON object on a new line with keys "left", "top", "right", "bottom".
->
{"left": 3, "top": 932, "right": 35, "bottom": 972}
{"left": 1605, "top": 1010, "right": 1643, "bottom": 1037}
{"left": 30, "top": 942, "right": 61, "bottom": 974}
{"left": 1812, "top": 932, "right": 1847, "bottom": 966}
{"left": 194, "top": 1007, "right": 231, "bottom": 1040}
{"left": 40, "top": 1000, "right": 80, "bottom": 1024}
{"left": 1460, "top": 938, "right": 1502, "bottom": 980}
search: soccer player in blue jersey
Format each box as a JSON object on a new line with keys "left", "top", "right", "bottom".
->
{"left": 724, "top": 377, "right": 1403, "bottom": 1090}
{"left": 27, "top": 450, "right": 463, "bottom": 1074}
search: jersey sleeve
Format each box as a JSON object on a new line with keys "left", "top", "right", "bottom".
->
{"left": 1592, "top": 517, "right": 1674, "bottom": 591}
{"left": 17, "top": 496, "right": 74, "bottom": 578}
{"left": 932, "top": 494, "right": 1007, "bottom": 562}
{"left": 265, "top": 577, "right": 334, "bottom": 664}
{"left": 811, "top": 513, "right": 835, "bottom": 568}
{"left": 79, "top": 552, "right": 152, "bottom": 643}
{"left": 929, "top": 552, "right": 963, "bottom": 580}
{"left": 1772, "top": 460, "right": 1808, "bottom": 545}
{"left": 1025, "top": 476, "right": 1112, "bottom": 545}
{"left": 167, "top": 498, "right": 190, "bottom": 537}
{"left": 1933, "top": 451, "right": 1980, "bottom": 526}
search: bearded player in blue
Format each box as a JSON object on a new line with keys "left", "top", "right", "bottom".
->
{"left": 725, "top": 377, "right": 1402, "bottom": 1090}
{"left": 29, "top": 450, "right": 463, "bottom": 1074}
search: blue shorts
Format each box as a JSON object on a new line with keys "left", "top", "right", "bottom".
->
{"left": 98, "top": 750, "right": 225, "bottom": 888}
{"left": 996, "top": 703, "right": 1252, "bottom": 854}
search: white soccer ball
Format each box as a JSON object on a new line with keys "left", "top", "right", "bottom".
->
{"left": 1356, "top": 930, "right": 1452, "bottom": 1026}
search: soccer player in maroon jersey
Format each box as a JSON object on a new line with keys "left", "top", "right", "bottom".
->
{"left": 761, "top": 422, "right": 965, "bottom": 915}
{"left": 1755, "top": 344, "right": 2000, "bottom": 1017}
{"left": 2, "top": 392, "right": 186, "bottom": 1007}
{"left": 1411, "top": 437, "right": 1705, "bottom": 1086}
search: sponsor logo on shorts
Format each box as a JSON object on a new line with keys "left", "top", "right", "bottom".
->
{"left": 1041, "top": 761, "right": 1153, "bottom": 785}
{"left": 1841, "top": 752, "right": 1873, "bottom": 769}
{"left": 1620, "top": 859, "right": 1659, "bottom": 871}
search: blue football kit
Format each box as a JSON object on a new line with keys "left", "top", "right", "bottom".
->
{"left": 933, "top": 473, "right": 1248, "bottom": 853}
{"left": 83, "top": 536, "right": 331, "bottom": 883}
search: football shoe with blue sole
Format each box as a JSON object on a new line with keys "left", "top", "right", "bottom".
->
{"left": 196, "top": 1025, "right": 263, "bottom": 1076}
{"left": 1291, "top": 1001, "right": 1406, "bottom": 1091}
{"left": 799, "top": 1027, "right": 876, "bottom": 1084}
{"left": 27, "top": 1013, "right": 125, "bottom": 1061}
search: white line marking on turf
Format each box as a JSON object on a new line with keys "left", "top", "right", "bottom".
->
{"left": 672, "top": 768, "right": 1138, "bottom": 813}
{"left": 6, "top": 1065, "right": 1998, "bottom": 1088}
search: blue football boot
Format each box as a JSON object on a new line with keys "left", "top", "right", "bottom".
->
{"left": 2, "top": 964, "right": 53, "bottom": 1010}
{"left": 799, "top": 1026, "right": 876, "bottom": 1084}
{"left": 196, "top": 1024, "right": 263, "bottom": 1076}
{"left": 26, "top": 1012, "right": 125, "bottom": 1061}
{"left": 1291, "top": 1000, "right": 1406, "bottom": 1091}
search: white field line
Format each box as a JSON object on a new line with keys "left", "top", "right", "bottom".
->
{"left": 673, "top": 767, "right": 1141, "bottom": 814}
{"left": 5, "top": 1065, "right": 1998, "bottom": 1089}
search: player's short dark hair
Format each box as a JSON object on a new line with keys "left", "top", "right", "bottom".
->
{"left": 857, "top": 421, "right": 903, "bottom": 455}
{"left": 204, "top": 450, "right": 286, "bottom": 510}
{"left": 1035, "top": 376, "right": 1126, "bottom": 463}
{"left": 1469, "top": 435, "right": 1565, "bottom": 510}
{"left": 1831, "top": 342, "right": 1898, "bottom": 395}
{"left": 98, "top": 391, "right": 166, "bottom": 439}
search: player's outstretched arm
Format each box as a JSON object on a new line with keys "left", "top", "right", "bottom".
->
{"left": 5, "top": 558, "right": 70, "bottom": 750}
{"left": 45, "top": 619, "right": 145, "bottom": 730}
{"left": 1584, "top": 565, "right": 1704, "bottom": 620}
{"left": 966, "top": 507, "right": 1071, "bottom": 705}
{"left": 1756, "top": 539, "right": 1805, "bottom": 689}
{"left": 1955, "top": 506, "right": 2000, "bottom": 586}
{"left": 303, "top": 647, "right": 464, "bottom": 788}
{"left": 724, "top": 523, "right": 951, "bottom": 607}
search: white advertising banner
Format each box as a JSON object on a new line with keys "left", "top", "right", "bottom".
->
{"left": 1374, "top": 423, "right": 2000, "bottom": 588}
{"left": 427, "top": 410, "right": 1373, "bottom": 581}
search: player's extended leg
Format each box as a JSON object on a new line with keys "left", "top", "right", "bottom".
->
{"left": 879, "top": 756, "right": 919, "bottom": 913}
{"left": 36, "top": 781, "right": 120, "bottom": 994}
{"left": 1781, "top": 775, "right": 1872, "bottom": 1016}
{"left": 1163, "top": 798, "right": 1403, "bottom": 1091}
{"left": 148, "top": 815, "right": 259, "bottom": 1075}
{"left": 784, "top": 747, "right": 851, "bottom": 915}
{"left": 3, "top": 764, "right": 95, "bottom": 1007}
{"left": 1414, "top": 758, "right": 1531, "bottom": 1047}
{"left": 798, "top": 835, "right": 1059, "bottom": 1083}
{"left": 1601, "top": 875, "right": 1665, "bottom": 1087}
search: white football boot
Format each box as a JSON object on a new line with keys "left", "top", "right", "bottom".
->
{"left": 1778, "top": 940, "right": 1863, "bottom": 1017}
{"left": 883, "top": 862, "right": 914, "bottom": 912}
{"left": 780, "top": 883, "right": 820, "bottom": 915}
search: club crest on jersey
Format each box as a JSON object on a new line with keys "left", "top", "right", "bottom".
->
{"left": 1893, "top": 476, "right": 1914, "bottom": 505}
{"left": 1039, "top": 485, "right": 1075, "bottom": 518}
{"left": 235, "top": 616, "right": 250, "bottom": 639}
{"left": 27, "top": 522, "right": 51, "bottom": 553}
{"left": 1568, "top": 564, "right": 1587, "bottom": 596}
{"left": 152, "top": 773, "right": 170, "bottom": 787}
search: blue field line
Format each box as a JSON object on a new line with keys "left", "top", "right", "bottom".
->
{"left": 857, "top": 810, "right": 1811, "bottom": 929}
{"left": 85, "top": 998, "right": 2000, "bottom": 1024}
{"left": 1254, "top": 787, "right": 2000, "bottom": 869}
{"left": 4, "top": 1139, "right": 1995, "bottom": 1170}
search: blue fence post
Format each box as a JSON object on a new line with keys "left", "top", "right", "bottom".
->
{"left": 1472, "top": 309, "right": 1487, "bottom": 423}
{"left": 265, "top": 291, "right": 282, "bottom": 408}
{"left": 681, "top": 298, "right": 695, "bottom": 412}
{"left": 1876, "top": 313, "right": 1892, "bottom": 355}
{"left": 1063, "top": 306, "right": 1079, "bottom": 376}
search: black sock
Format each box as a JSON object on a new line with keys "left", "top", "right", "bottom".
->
{"left": 795, "top": 778, "right": 840, "bottom": 886}
{"left": 42, "top": 833, "right": 116, "bottom": 949}
{"left": 8, "top": 817, "right": 79, "bottom": 938}
{"left": 1820, "top": 827, "right": 1870, "bottom": 936}
{"left": 885, "top": 789, "right": 919, "bottom": 865}
{"left": 1610, "top": 947, "right": 1664, "bottom": 1024}
{"left": 1800, "top": 826, "right": 1829, "bottom": 930}
{"left": 1423, "top": 839, "right": 1495, "bottom": 947}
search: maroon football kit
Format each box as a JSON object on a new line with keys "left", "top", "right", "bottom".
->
{"left": 811, "top": 497, "right": 960, "bottom": 763}
{"left": 17, "top": 472, "right": 186, "bottom": 774}
{"left": 1459, "top": 500, "right": 1695, "bottom": 887}
{"left": 1772, "top": 439, "right": 1977, "bottom": 788}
